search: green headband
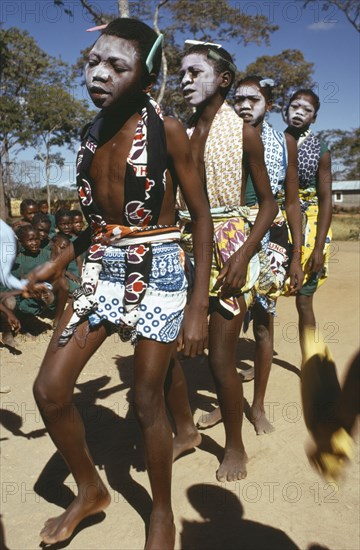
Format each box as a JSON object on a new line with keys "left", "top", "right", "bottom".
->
{"left": 207, "top": 49, "right": 237, "bottom": 74}
{"left": 184, "top": 39, "right": 236, "bottom": 74}
{"left": 146, "top": 34, "right": 163, "bottom": 73}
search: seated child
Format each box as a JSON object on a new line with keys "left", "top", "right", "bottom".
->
{"left": 12, "top": 226, "right": 68, "bottom": 329}
{"left": 55, "top": 209, "right": 83, "bottom": 284}
{"left": 70, "top": 209, "right": 84, "bottom": 237}
{"left": 51, "top": 234, "right": 80, "bottom": 295}
{"left": 12, "top": 199, "right": 38, "bottom": 231}
{"left": 38, "top": 199, "right": 56, "bottom": 237}
{"left": 32, "top": 213, "right": 52, "bottom": 252}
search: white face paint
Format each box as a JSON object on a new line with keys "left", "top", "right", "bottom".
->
{"left": 286, "top": 94, "right": 317, "bottom": 129}
{"left": 85, "top": 34, "right": 143, "bottom": 110}
{"left": 234, "top": 83, "right": 268, "bottom": 127}
{"left": 180, "top": 53, "right": 220, "bottom": 107}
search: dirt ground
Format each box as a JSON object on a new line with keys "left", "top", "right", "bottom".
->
{"left": 0, "top": 240, "right": 359, "bottom": 550}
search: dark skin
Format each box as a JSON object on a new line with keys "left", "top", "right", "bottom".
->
{"left": 12, "top": 204, "right": 39, "bottom": 231}
{"left": 169, "top": 53, "right": 277, "bottom": 481}
{"left": 232, "top": 81, "right": 303, "bottom": 434}
{"left": 286, "top": 93, "right": 332, "bottom": 349}
{"left": 27, "top": 34, "right": 212, "bottom": 549}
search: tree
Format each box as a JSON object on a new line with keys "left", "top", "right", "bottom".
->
{"left": 0, "top": 27, "right": 49, "bottom": 218}
{"left": 0, "top": 27, "right": 93, "bottom": 216}
{"left": 237, "top": 50, "right": 315, "bottom": 121}
{"left": 25, "top": 85, "right": 90, "bottom": 210}
{"left": 316, "top": 128, "right": 360, "bottom": 180}
{"left": 304, "top": 1, "right": 360, "bottom": 33}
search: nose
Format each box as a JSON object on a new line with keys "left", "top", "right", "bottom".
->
{"left": 91, "top": 63, "right": 109, "bottom": 82}
{"left": 181, "top": 70, "right": 192, "bottom": 88}
{"left": 241, "top": 98, "right": 251, "bottom": 110}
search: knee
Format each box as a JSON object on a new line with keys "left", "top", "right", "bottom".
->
{"left": 253, "top": 322, "right": 272, "bottom": 345}
{"left": 33, "top": 375, "right": 69, "bottom": 414}
{"left": 133, "top": 384, "right": 163, "bottom": 428}
{"left": 296, "top": 295, "right": 312, "bottom": 315}
{"left": 2, "top": 296, "right": 16, "bottom": 310}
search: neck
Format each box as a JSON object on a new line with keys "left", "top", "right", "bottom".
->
{"left": 193, "top": 94, "right": 225, "bottom": 127}
{"left": 286, "top": 125, "right": 310, "bottom": 139}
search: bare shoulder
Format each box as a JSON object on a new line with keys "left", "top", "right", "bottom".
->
{"left": 164, "top": 116, "right": 190, "bottom": 158}
{"left": 243, "top": 123, "right": 262, "bottom": 153}
{"left": 164, "top": 116, "right": 187, "bottom": 138}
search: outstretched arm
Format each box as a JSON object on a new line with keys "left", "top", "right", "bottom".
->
{"left": 25, "top": 227, "right": 91, "bottom": 293}
{"left": 166, "top": 117, "right": 213, "bottom": 357}
{"left": 284, "top": 133, "right": 304, "bottom": 292}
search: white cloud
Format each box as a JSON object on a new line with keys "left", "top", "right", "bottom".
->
{"left": 307, "top": 21, "right": 336, "bottom": 31}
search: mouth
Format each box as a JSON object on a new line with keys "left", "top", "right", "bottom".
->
{"left": 240, "top": 112, "right": 252, "bottom": 119}
{"left": 183, "top": 88, "right": 195, "bottom": 98}
{"left": 291, "top": 116, "right": 303, "bottom": 124}
{"left": 90, "top": 86, "right": 110, "bottom": 97}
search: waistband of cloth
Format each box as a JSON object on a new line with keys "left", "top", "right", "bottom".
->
{"left": 92, "top": 224, "right": 180, "bottom": 247}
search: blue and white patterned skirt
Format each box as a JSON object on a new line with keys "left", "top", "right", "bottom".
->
{"left": 88, "top": 242, "right": 187, "bottom": 344}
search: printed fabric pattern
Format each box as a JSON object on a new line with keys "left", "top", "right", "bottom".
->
{"left": 60, "top": 95, "right": 171, "bottom": 345}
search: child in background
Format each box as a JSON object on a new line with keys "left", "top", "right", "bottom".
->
{"left": 32, "top": 213, "right": 52, "bottom": 252}
{"left": 55, "top": 209, "right": 82, "bottom": 291}
{"left": 70, "top": 209, "right": 85, "bottom": 237}
{"left": 284, "top": 89, "right": 332, "bottom": 353}
{"left": 50, "top": 233, "right": 79, "bottom": 295}
{"left": 38, "top": 199, "right": 56, "bottom": 236}
{"left": 12, "top": 226, "right": 67, "bottom": 329}
{"left": 12, "top": 199, "right": 38, "bottom": 231}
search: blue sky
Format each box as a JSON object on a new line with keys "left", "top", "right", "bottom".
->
{"left": 1, "top": 0, "right": 359, "bottom": 184}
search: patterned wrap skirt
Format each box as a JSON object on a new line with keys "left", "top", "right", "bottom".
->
{"left": 88, "top": 242, "right": 187, "bottom": 343}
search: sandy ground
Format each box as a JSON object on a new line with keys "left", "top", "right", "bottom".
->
{"left": 0, "top": 240, "right": 359, "bottom": 550}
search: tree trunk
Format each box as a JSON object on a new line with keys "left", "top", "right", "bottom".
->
{"left": 153, "top": 1, "right": 170, "bottom": 105}
{"left": 45, "top": 145, "right": 51, "bottom": 212}
{"left": 118, "top": 0, "right": 129, "bottom": 17}
{"left": 0, "top": 148, "right": 7, "bottom": 220}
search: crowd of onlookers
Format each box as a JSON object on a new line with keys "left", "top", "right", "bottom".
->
{"left": 0, "top": 199, "right": 85, "bottom": 348}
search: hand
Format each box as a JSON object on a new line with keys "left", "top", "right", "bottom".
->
{"left": 213, "top": 250, "right": 248, "bottom": 297}
{"left": 306, "top": 247, "right": 325, "bottom": 275}
{"left": 23, "top": 261, "right": 63, "bottom": 297}
{"left": 177, "top": 303, "right": 208, "bottom": 357}
{"left": 6, "top": 311, "right": 21, "bottom": 334}
{"left": 288, "top": 257, "right": 304, "bottom": 294}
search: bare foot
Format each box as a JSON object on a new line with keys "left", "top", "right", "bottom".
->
{"left": 173, "top": 428, "right": 202, "bottom": 461}
{"left": 145, "top": 511, "right": 175, "bottom": 550}
{"left": 40, "top": 482, "right": 110, "bottom": 544}
{"left": 250, "top": 405, "right": 275, "bottom": 435}
{"left": 216, "top": 448, "right": 248, "bottom": 482}
{"left": 196, "top": 407, "right": 222, "bottom": 429}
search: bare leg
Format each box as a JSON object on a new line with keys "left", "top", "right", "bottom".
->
{"left": 52, "top": 277, "right": 69, "bottom": 328}
{"left": 296, "top": 293, "right": 315, "bottom": 354}
{"left": 133, "top": 339, "right": 176, "bottom": 550}
{"left": 249, "top": 303, "right": 275, "bottom": 435}
{"left": 1, "top": 296, "right": 16, "bottom": 347}
{"left": 33, "top": 306, "right": 110, "bottom": 545}
{"left": 165, "top": 352, "right": 201, "bottom": 461}
{"left": 208, "top": 301, "right": 248, "bottom": 482}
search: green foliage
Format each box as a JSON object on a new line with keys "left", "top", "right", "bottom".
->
{"left": 317, "top": 128, "right": 360, "bottom": 180}
{"left": 304, "top": 1, "right": 360, "bottom": 33}
{"left": 0, "top": 26, "right": 94, "bottom": 212}
{"left": 236, "top": 50, "right": 315, "bottom": 120}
